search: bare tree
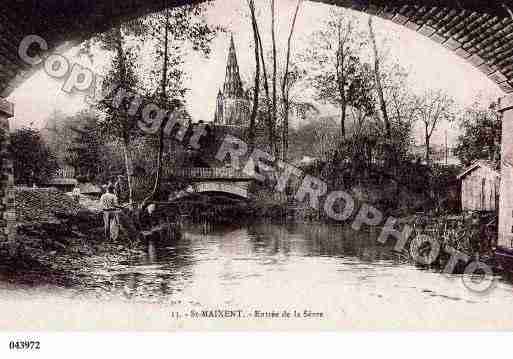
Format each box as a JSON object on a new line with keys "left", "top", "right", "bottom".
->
{"left": 415, "top": 89, "right": 455, "bottom": 163}
{"left": 368, "top": 16, "right": 392, "bottom": 141}
{"left": 280, "top": 0, "right": 302, "bottom": 160}
{"left": 95, "top": 24, "right": 144, "bottom": 207}
{"left": 141, "top": 3, "right": 218, "bottom": 207}
{"left": 247, "top": 0, "right": 260, "bottom": 149}
{"left": 304, "top": 9, "right": 372, "bottom": 140}
{"left": 249, "top": 0, "right": 303, "bottom": 158}
{"left": 271, "top": 0, "right": 278, "bottom": 156}
{"left": 255, "top": 13, "right": 274, "bottom": 155}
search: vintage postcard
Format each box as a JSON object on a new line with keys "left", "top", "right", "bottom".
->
{"left": 2, "top": 0, "right": 513, "bottom": 338}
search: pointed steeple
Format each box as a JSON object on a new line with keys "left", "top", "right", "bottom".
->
{"left": 223, "top": 34, "right": 244, "bottom": 98}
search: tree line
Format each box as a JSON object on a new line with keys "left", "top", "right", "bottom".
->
{"left": 10, "top": 1, "right": 502, "bottom": 211}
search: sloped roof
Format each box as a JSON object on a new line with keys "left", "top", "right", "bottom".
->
{"left": 80, "top": 183, "right": 102, "bottom": 194}
{"left": 14, "top": 187, "right": 84, "bottom": 223}
{"left": 457, "top": 160, "right": 500, "bottom": 180}
{"left": 46, "top": 178, "right": 78, "bottom": 186}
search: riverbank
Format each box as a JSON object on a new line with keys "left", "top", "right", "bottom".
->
{"left": 0, "top": 227, "right": 147, "bottom": 292}
{"left": 2, "top": 221, "right": 513, "bottom": 331}
{"left": 246, "top": 184, "right": 498, "bottom": 276}
{"left": 1, "top": 182, "right": 501, "bottom": 294}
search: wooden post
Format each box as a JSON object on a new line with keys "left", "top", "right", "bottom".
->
{"left": 498, "top": 94, "right": 513, "bottom": 248}
{"left": 0, "top": 97, "right": 16, "bottom": 255}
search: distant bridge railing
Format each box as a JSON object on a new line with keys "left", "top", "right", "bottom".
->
{"left": 174, "top": 167, "right": 253, "bottom": 180}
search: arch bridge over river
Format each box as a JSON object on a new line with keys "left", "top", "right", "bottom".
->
{"left": 4, "top": 1, "right": 513, "bottom": 330}
{"left": 2, "top": 0, "right": 513, "bottom": 247}
{"left": 172, "top": 167, "right": 254, "bottom": 201}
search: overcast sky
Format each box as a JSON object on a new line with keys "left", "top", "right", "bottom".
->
{"left": 7, "top": 0, "right": 503, "bottom": 146}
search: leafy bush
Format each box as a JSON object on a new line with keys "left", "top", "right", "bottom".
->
{"left": 11, "top": 128, "right": 58, "bottom": 186}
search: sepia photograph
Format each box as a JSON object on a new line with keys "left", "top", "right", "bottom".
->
{"left": 3, "top": 0, "right": 513, "bottom": 349}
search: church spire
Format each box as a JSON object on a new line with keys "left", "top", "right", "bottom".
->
{"left": 223, "top": 34, "right": 244, "bottom": 98}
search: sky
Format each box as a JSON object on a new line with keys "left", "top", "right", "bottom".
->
{"left": 7, "top": 0, "right": 503, "bottom": 146}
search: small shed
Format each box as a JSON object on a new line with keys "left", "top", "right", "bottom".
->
{"left": 457, "top": 160, "right": 500, "bottom": 212}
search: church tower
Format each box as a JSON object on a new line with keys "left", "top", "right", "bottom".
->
{"left": 214, "top": 35, "right": 250, "bottom": 127}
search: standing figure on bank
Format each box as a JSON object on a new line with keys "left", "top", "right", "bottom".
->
{"left": 100, "top": 184, "right": 118, "bottom": 241}
{"left": 114, "top": 175, "right": 124, "bottom": 203}
{"left": 72, "top": 183, "right": 81, "bottom": 204}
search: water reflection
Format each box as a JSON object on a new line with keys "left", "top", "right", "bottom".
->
{"left": 81, "top": 222, "right": 513, "bottom": 309}
{"left": 246, "top": 223, "right": 400, "bottom": 262}
{"left": 95, "top": 222, "right": 405, "bottom": 301}
{"left": 147, "top": 240, "right": 157, "bottom": 263}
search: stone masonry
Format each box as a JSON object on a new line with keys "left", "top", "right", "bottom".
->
{"left": 0, "top": 97, "right": 15, "bottom": 252}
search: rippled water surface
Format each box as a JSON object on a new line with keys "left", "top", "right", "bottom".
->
{"left": 4, "top": 222, "right": 513, "bottom": 330}
{"left": 89, "top": 223, "right": 416, "bottom": 301}
{"left": 87, "top": 223, "right": 513, "bottom": 307}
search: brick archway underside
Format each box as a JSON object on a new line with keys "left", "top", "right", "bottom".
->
{"left": 2, "top": 1, "right": 513, "bottom": 97}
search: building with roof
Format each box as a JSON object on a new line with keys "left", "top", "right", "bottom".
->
{"left": 457, "top": 160, "right": 500, "bottom": 212}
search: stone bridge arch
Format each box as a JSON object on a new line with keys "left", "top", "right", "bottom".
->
{"left": 2, "top": 0, "right": 513, "bottom": 247}
{"left": 1, "top": 1, "right": 513, "bottom": 96}
{"left": 193, "top": 182, "right": 249, "bottom": 199}
{"left": 172, "top": 181, "right": 250, "bottom": 201}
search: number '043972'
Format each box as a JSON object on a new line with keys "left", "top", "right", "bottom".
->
{"left": 9, "top": 340, "right": 40, "bottom": 350}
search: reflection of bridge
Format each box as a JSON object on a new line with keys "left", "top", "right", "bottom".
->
{"left": 172, "top": 167, "right": 254, "bottom": 201}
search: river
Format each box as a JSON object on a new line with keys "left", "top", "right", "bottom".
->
{"left": 2, "top": 222, "right": 513, "bottom": 330}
